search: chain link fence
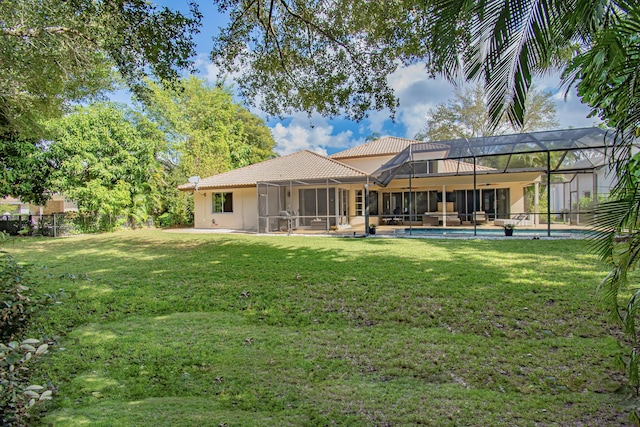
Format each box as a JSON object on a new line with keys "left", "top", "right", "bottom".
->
{"left": 0, "top": 214, "right": 74, "bottom": 237}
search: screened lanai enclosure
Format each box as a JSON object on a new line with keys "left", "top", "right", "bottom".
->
{"left": 256, "top": 177, "right": 365, "bottom": 234}
{"left": 371, "top": 127, "right": 626, "bottom": 236}
{"left": 255, "top": 128, "right": 630, "bottom": 236}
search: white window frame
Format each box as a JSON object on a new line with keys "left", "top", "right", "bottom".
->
{"left": 212, "top": 192, "right": 233, "bottom": 213}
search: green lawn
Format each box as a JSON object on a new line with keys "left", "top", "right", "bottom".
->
{"left": 8, "top": 230, "right": 632, "bottom": 426}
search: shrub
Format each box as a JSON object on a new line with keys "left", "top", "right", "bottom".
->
{"left": 156, "top": 212, "right": 174, "bottom": 228}
{"left": 0, "top": 254, "right": 57, "bottom": 426}
{"left": 156, "top": 211, "right": 193, "bottom": 228}
{"left": 1, "top": 254, "right": 36, "bottom": 342}
{"left": 1, "top": 339, "right": 52, "bottom": 426}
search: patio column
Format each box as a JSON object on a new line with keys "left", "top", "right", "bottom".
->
{"left": 576, "top": 171, "right": 581, "bottom": 225}
{"left": 256, "top": 185, "right": 260, "bottom": 233}
{"left": 547, "top": 151, "right": 551, "bottom": 237}
{"left": 473, "top": 157, "right": 477, "bottom": 236}
{"left": 364, "top": 183, "right": 370, "bottom": 235}
{"left": 408, "top": 159, "right": 413, "bottom": 234}
{"left": 534, "top": 182, "right": 540, "bottom": 226}
{"left": 563, "top": 181, "right": 567, "bottom": 223}
{"left": 592, "top": 169, "right": 598, "bottom": 209}
{"left": 289, "top": 181, "right": 293, "bottom": 212}
{"left": 325, "top": 179, "right": 330, "bottom": 231}
{"left": 442, "top": 184, "right": 447, "bottom": 227}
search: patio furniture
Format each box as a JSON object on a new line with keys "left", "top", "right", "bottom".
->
{"left": 422, "top": 202, "right": 462, "bottom": 226}
{"left": 472, "top": 211, "right": 488, "bottom": 224}
{"left": 494, "top": 214, "right": 531, "bottom": 227}
{"left": 421, "top": 213, "right": 461, "bottom": 226}
{"left": 442, "top": 215, "right": 461, "bottom": 226}
{"left": 278, "top": 211, "right": 298, "bottom": 232}
{"left": 421, "top": 215, "right": 440, "bottom": 226}
{"left": 382, "top": 217, "right": 404, "bottom": 225}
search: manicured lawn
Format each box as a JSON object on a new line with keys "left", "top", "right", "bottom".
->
{"left": 8, "top": 230, "right": 631, "bottom": 426}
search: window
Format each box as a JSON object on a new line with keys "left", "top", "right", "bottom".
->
{"left": 355, "top": 190, "right": 363, "bottom": 216}
{"left": 428, "top": 160, "right": 438, "bottom": 174}
{"left": 368, "top": 191, "right": 378, "bottom": 216}
{"left": 212, "top": 192, "right": 233, "bottom": 213}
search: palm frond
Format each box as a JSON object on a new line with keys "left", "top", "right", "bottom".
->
{"left": 597, "top": 268, "right": 625, "bottom": 323}
{"left": 431, "top": 0, "right": 619, "bottom": 129}
{"left": 624, "top": 288, "right": 640, "bottom": 339}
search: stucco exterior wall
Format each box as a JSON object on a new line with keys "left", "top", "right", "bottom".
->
{"left": 193, "top": 187, "right": 258, "bottom": 231}
{"left": 189, "top": 172, "right": 541, "bottom": 231}
{"left": 337, "top": 156, "right": 395, "bottom": 174}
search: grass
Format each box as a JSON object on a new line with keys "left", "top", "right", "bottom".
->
{"left": 6, "top": 230, "right": 633, "bottom": 426}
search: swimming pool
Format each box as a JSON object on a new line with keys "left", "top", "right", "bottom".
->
{"left": 402, "top": 227, "right": 589, "bottom": 237}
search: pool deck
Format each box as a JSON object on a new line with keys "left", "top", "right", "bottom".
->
{"left": 168, "top": 222, "right": 590, "bottom": 239}
{"left": 297, "top": 223, "right": 587, "bottom": 238}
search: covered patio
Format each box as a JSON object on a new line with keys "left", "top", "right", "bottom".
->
{"left": 369, "top": 127, "right": 623, "bottom": 237}
{"left": 256, "top": 177, "right": 367, "bottom": 234}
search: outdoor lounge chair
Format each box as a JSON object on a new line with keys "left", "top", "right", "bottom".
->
{"left": 494, "top": 214, "right": 530, "bottom": 227}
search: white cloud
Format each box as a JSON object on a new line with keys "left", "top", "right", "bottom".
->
{"left": 533, "top": 75, "right": 601, "bottom": 129}
{"left": 387, "top": 66, "right": 458, "bottom": 139}
{"left": 356, "top": 65, "right": 460, "bottom": 140}
{"left": 270, "top": 113, "right": 361, "bottom": 156}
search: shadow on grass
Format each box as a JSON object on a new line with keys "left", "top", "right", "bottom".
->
{"left": 8, "top": 231, "right": 630, "bottom": 427}
{"left": 13, "top": 233, "right": 607, "bottom": 333}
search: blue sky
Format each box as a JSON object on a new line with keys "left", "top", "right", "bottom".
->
{"left": 146, "top": 1, "right": 600, "bottom": 156}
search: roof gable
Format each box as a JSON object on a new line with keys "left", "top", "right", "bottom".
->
{"left": 330, "top": 137, "right": 449, "bottom": 159}
{"left": 179, "top": 150, "right": 367, "bottom": 190}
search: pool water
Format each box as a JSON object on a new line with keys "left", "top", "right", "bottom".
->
{"left": 403, "top": 227, "right": 588, "bottom": 237}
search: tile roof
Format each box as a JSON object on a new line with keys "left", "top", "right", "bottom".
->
{"left": 330, "top": 137, "right": 449, "bottom": 159}
{"left": 441, "top": 160, "right": 496, "bottom": 173}
{"left": 178, "top": 150, "right": 367, "bottom": 190}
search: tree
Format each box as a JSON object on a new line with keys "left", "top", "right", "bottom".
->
{"left": 0, "top": 138, "right": 55, "bottom": 206}
{"left": 0, "top": 0, "right": 201, "bottom": 206}
{"left": 210, "top": 0, "right": 413, "bottom": 121}
{"left": 209, "top": 1, "right": 633, "bottom": 131}
{"left": 142, "top": 77, "right": 276, "bottom": 180}
{"left": 46, "top": 103, "right": 162, "bottom": 232}
{"left": 140, "top": 76, "right": 277, "bottom": 226}
{"left": 235, "top": 108, "right": 280, "bottom": 165}
{"left": 415, "top": 84, "right": 559, "bottom": 142}
{"left": 0, "top": 0, "right": 201, "bottom": 139}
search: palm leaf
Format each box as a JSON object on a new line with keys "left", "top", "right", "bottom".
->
{"left": 430, "top": 0, "right": 620, "bottom": 129}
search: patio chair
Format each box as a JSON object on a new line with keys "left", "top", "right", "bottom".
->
{"left": 472, "top": 211, "right": 487, "bottom": 224}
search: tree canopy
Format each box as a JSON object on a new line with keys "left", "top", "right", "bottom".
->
{"left": 46, "top": 103, "right": 162, "bottom": 231}
{"left": 0, "top": 0, "right": 201, "bottom": 138}
{"left": 141, "top": 76, "right": 277, "bottom": 181}
{"left": 137, "top": 77, "right": 277, "bottom": 227}
{"left": 415, "top": 84, "right": 559, "bottom": 142}
{"left": 210, "top": 0, "right": 636, "bottom": 133}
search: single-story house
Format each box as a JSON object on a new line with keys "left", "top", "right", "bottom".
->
{"left": 1, "top": 195, "right": 78, "bottom": 235}
{"left": 179, "top": 127, "right": 621, "bottom": 233}
{"left": 1, "top": 195, "right": 78, "bottom": 217}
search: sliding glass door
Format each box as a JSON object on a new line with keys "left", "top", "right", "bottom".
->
{"left": 298, "top": 188, "right": 345, "bottom": 227}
